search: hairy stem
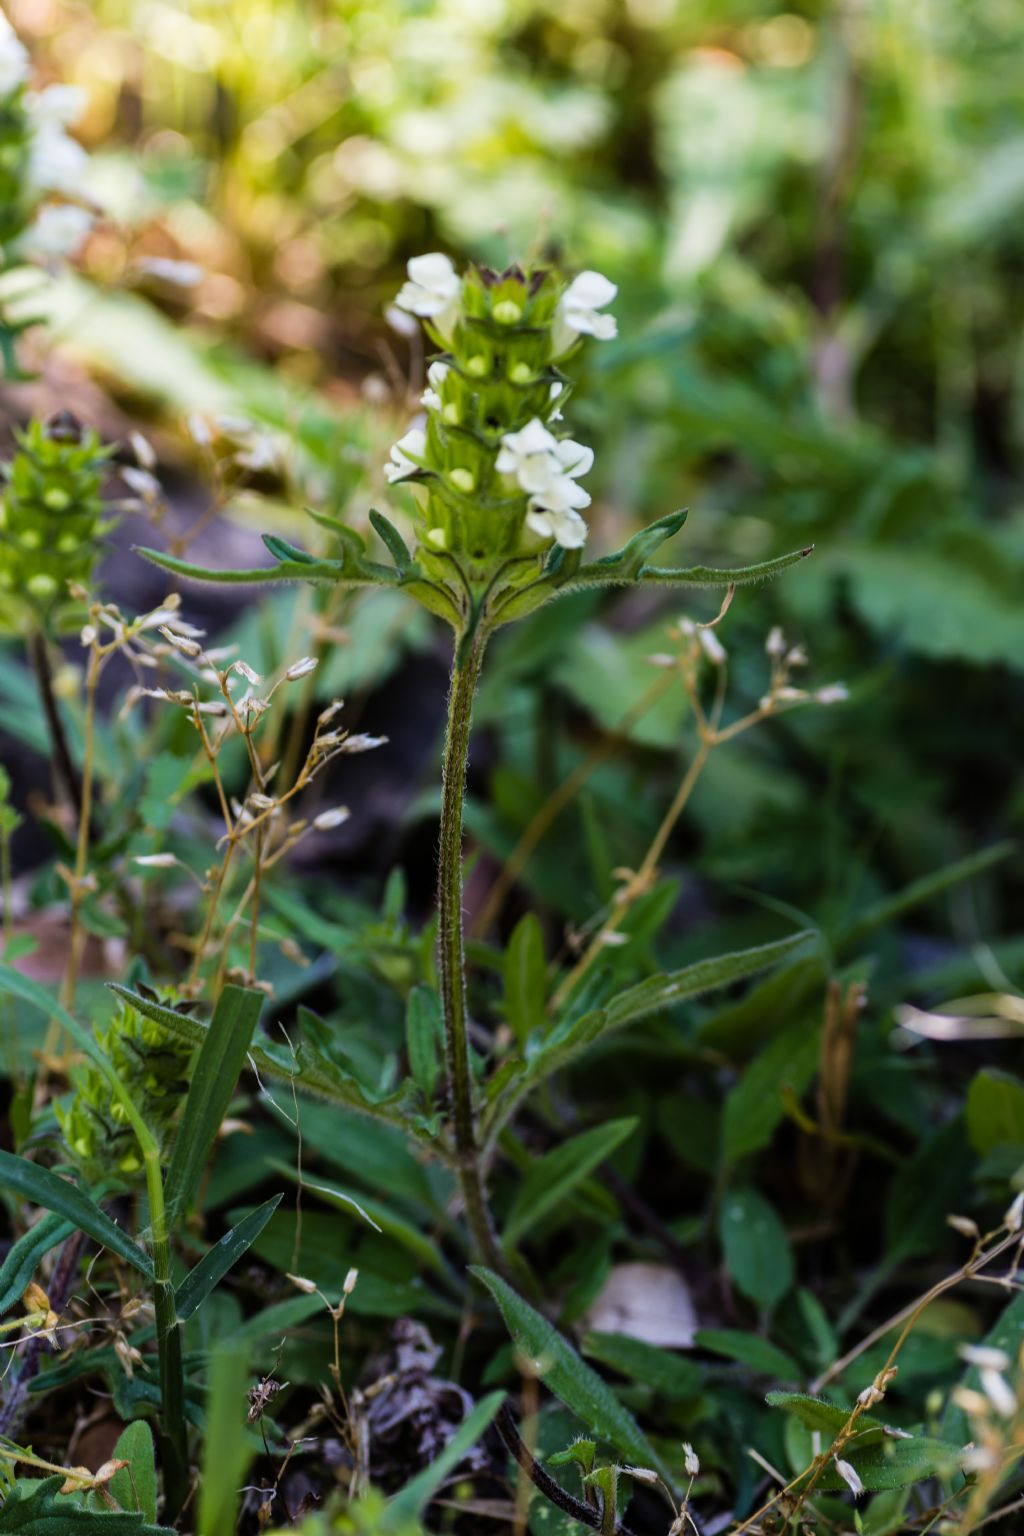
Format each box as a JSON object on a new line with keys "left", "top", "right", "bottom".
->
{"left": 437, "top": 632, "right": 504, "bottom": 1271}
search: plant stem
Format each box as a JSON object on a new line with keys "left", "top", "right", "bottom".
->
{"left": 437, "top": 631, "right": 505, "bottom": 1271}
{"left": 143, "top": 1129, "right": 189, "bottom": 1519}
{"left": 27, "top": 630, "right": 81, "bottom": 820}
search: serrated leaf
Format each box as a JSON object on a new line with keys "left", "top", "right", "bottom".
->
{"left": 503, "top": 1119, "right": 637, "bottom": 1245}
{"left": 471, "top": 1266, "right": 675, "bottom": 1489}
{"left": 174, "top": 1195, "right": 283, "bottom": 1321}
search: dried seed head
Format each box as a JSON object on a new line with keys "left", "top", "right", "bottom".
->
{"left": 285, "top": 656, "right": 318, "bottom": 680}
{"left": 1005, "top": 1190, "right": 1024, "bottom": 1232}
{"left": 340, "top": 733, "right": 388, "bottom": 754}
{"left": 343, "top": 1267, "right": 359, "bottom": 1295}
{"left": 698, "top": 628, "right": 726, "bottom": 665}
{"left": 134, "top": 853, "right": 178, "bottom": 869}
{"left": 314, "top": 807, "right": 351, "bottom": 831}
{"left": 233, "top": 660, "right": 262, "bottom": 685}
{"left": 683, "top": 1443, "right": 699, "bottom": 1477}
{"left": 286, "top": 1273, "right": 319, "bottom": 1295}
{"left": 22, "top": 1282, "right": 50, "bottom": 1315}
{"left": 766, "top": 626, "right": 787, "bottom": 658}
{"left": 159, "top": 627, "right": 202, "bottom": 658}
{"left": 130, "top": 431, "right": 157, "bottom": 469}
{"left": 947, "top": 1215, "right": 980, "bottom": 1240}
{"left": 816, "top": 683, "right": 849, "bottom": 705}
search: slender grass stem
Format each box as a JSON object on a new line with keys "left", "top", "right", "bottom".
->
{"left": 437, "top": 631, "right": 505, "bottom": 1271}
{"left": 27, "top": 630, "right": 81, "bottom": 820}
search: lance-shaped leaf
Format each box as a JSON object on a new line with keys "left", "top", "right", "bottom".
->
{"left": 471, "top": 1267, "right": 676, "bottom": 1489}
{"left": 573, "top": 508, "right": 688, "bottom": 580}
{"left": 174, "top": 1195, "right": 282, "bottom": 1321}
{"left": 162, "top": 984, "right": 265, "bottom": 1219}
{"left": 369, "top": 507, "right": 413, "bottom": 569}
{"left": 481, "top": 930, "right": 816, "bottom": 1145}
{"left": 0, "top": 1209, "right": 74, "bottom": 1315}
{"left": 134, "top": 544, "right": 346, "bottom": 586}
{"left": 572, "top": 541, "right": 815, "bottom": 592}
{"left": 0, "top": 1151, "right": 153, "bottom": 1279}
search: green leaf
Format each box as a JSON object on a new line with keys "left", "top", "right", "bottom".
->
{"left": 766, "top": 1390, "right": 865, "bottom": 1439}
{"left": 471, "top": 1266, "right": 675, "bottom": 1488}
{"left": 387, "top": 1391, "right": 505, "bottom": 1521}
{"left": 503, "top": 913, "right": 547, "bottom": 1049}
{"left": 197, "top": 1343, "right": 253, "bottom": 1536}
{"left": 162, "top": 984, "right": 264, "bottom": 1220}
{"left": 721, "top": 1013, "right": 822, "bottom": 1165}
{"left": 405, "top": 986, "right": 443, "bottom": 1099}
{"left": 0, "top": 1475, "right": 174, "bottom": 1532}
{"left": 262, "top": 533, "right": 317, "bottom": 565}
{"left": 133, "top": 545, "right": 344, "bottom": 587}
{"left": 0, "top": 1151, "right": 152, "bottom": 1280}
{"left": 574, "top": 541, "right": 813, "bottom": 592}
{"left": 836, "top": 842, "right": 1014, "bottom": 955}
{"left": 719, "top": 1186, "right": 793, "bottom": 1312}
{"left": 109, "top": 1420, "right": 158, "bottom": 1523}
{"left": 966, "top": 1069, "right": 1024, "bottom": 1155}
{"left": 369, "top": 508, "right": 413, "bottom": 569}
{"left": 483, "top": 931, "right": 815, "bottom": 1145}
{"left": 943, "top": 1286, "right": 1024, "bottom": 1446}
{"left": 581, "top": 1332, "right": 701, "bottom": 1400}
{"left": 174, "top": 1195, "right": 283, "bottom": 1322}
{"left": 576, "top": 509, "right": 688, "bottom": 580}
{"left": 695, "top": 1328, "right": 800, "bottom": 1380}
{"left": 0, "top": 1210, "right": 74, "bottom": 1315}
{"left": 503, "top": 1119, "right": 637, "bottom": 1245}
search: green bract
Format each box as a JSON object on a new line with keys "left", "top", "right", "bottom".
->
{"left": 136, "top": 255, "right": 811, "bottom": 646}
{"left": 0, "top": 413, "right": 111, "bottom": 626}
{"left": 56, "top": 1000, "right": 195, "bottom": 1181}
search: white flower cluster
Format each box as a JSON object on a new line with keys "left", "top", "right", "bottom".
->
{"left": 386, "top": 254, "right": 617, "bottom": 551}
{"left": 496, "top": 417, "right": 593, "bottom": 549}
{"left": 0, "top": 14, "right": 93, "bottom": 264}
{"left": 394, "top": 252, "right": 462, "bottom": 342}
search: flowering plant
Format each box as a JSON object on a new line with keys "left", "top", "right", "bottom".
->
{"left": 0, "top": 11, "right": 94, "bottom": 373}
{"left": 135, "top": 253, "right": 814, "bottom": 1281}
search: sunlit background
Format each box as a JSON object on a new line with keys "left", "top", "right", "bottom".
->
{"left": 4, "top": 0, "right": 1023, "bottom": 936}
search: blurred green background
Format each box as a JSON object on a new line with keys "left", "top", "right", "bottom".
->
{"left": 6, "top": 0, "right": 1023, "bottom": 952}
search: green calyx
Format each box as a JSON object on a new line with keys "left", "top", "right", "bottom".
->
{"left": 134, "top": 255, "right": 814, "bottom": 640}
{"left": 56, "top": 1000, "right": 196, "bottom": 1182}
{"left": 0, "top": 413, "right": 112, "bottom": 623}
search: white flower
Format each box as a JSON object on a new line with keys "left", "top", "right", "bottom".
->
{"left": 27, "top": 119, "right": 88, "bottom": 194}
{"left": 420, "top": 360, "right": 449, "bottom": 412}
{"left": 549, "top": 381, "right": 565, "bottom": 420}
{"left": 496, "top": 417, "right": 560, "bottom": 491}
{"left": 1006, "top": 1190, "right": 1024, "bottom": 1232}
{"left": 18, "top": 203, "right": 92, "bottom": 260}
{"left": 816, "top": 683, "right": 849, "bottom": 705}
{"left": 384, "top": 426, "right": 426, "bottom": 483}
{"left": 25, "top": 84, "right": 85, "bottom": 125}
{"left": 525, "top": 504, "right": 589, "bottom": 550}
{"left": 394, "top": 252, "right": 462, "bottom": 341}
{"left": 497, "top": 418, "right": 593, "bottom": 495}
{"left": 683, "top": 1443, "right": 700, "bottom": 1478}
{"left": 552, "top": 270, "right": 617, "bottom": 357}
{"left": 834, "top": 1458, "right": 863, "bottom": 1497}
{"left": 960, "top": 1345, "right": 1011, "bottom": 1372}
{"left": 0, "top": 16, "right": 30, "bottom": 97}
{"left": 285, "top": 656, "right": 318, "bottom": 681}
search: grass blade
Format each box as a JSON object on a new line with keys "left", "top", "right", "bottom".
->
{"left": 0, "top": 1150, "right": 152, "bottom": 1279}
{"left": 175, "top": 1194, "right": 283, "bottom": 1322}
